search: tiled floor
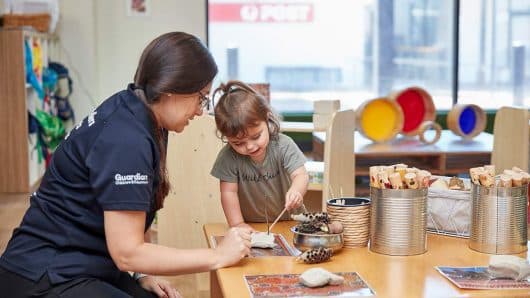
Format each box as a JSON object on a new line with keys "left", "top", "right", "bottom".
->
{"left": 0, "top": 192, "right": 207, "bottom": 297}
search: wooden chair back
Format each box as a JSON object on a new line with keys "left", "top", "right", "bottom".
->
{"left": 322, "top": 109, "right": 356, "bottom": 210}
{"left": 491, "top": 106, "right": 530, "bottom": 173}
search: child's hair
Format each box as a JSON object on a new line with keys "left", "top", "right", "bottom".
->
{"left": 213, "top": 80, "right": 281, "bottom": 140}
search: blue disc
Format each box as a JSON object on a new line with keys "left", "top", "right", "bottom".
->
{"left": 459, "top": 107, "right": 476, "bottom": 135}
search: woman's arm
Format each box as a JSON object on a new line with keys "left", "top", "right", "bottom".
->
{"left": 104, "top": 210, "right": 251, "bottom": 275}
{"left": 219, "top": 181, "right": 253, "bottom": 230}
{"left": 285, "top": 165, "right": 309, "bottom": 210}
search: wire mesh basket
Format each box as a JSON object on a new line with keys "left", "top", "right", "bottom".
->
{"left": 427, "top": 188, "right": 471, "bottom": 238}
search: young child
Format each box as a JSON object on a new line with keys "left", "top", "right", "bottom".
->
{"left": 211, "top": 80, "right": 309, "bottom": 230}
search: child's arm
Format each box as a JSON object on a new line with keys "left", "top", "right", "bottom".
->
{"left": 285, "top": 165, "right": 309, "bottom": 210}
{"left": 220, "top": 181, "right": 255, "bottom": 231}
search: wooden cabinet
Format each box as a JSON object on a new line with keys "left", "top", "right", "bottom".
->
{"left": 0, "top": 29, "right": 51, "bottom": 192}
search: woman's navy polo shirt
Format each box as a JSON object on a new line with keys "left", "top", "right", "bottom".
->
{"left": 0, "top": 84, "right": 161, "bottom": 284}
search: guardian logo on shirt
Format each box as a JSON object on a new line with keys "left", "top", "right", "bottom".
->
{"left": 114, "top": 173, "right": 149, "bottom": 185}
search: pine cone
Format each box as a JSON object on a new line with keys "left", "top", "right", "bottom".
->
{"left": 296, "top": 247, "right": 333, "bottom": 264}
{"left": 295, "top": 221, "right": 329, "bottom": 234}
{"left": 292, "top": 212, "right": 330, "bottom": 223}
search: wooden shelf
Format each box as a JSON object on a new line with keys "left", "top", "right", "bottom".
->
{"left": 312, "top": 130, "right": 493, "bottom": 197}
{"left": 280, "top": 121, "right": 315, "bottom": 133}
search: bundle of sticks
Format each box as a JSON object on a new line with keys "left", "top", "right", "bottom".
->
{"left": 369, "top": 164, "right": 431, "bottom": 190}
{"left": 469, "top": 165, "right": 530, "bottom": 188}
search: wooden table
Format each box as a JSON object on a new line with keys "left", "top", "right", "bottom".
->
{"left": 204, "top": 221, "right": 530, "bottom": 298}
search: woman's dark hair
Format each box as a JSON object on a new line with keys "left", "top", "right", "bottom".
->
{"left": 212, "top": 80, "right": 281, "bottom": 141}
{"left": 134, "top": 32, "right": 218, "bottom": 210}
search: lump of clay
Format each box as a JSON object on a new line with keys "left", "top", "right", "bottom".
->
{"left": 488, "top": 255, "right": 530, "bottom": 281}
{"left": 250, "top": 232, "right": 275, "bottom": 248}
{"left": 299, "top": 267, "right": 344, "bottom": 288}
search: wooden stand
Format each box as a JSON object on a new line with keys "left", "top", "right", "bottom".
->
{"left": 282, "top": 109, "right": 356, "bottom": 210}
{"left": 157, "top": 115, "right": 226, "bottom": 294}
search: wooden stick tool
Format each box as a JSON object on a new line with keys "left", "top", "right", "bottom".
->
{"left": 268, "top": 207, "right": 287, "bottom": 233}
{"left": 265, "top": 196, "right": 270, "bottom": 235}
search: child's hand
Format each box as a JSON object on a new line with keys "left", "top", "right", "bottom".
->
{"left": 285, "top": 189, "right": 303, "bottom": 210}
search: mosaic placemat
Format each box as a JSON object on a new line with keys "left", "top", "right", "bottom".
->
{"left": 436, "top": 266, "right": 530, "bottom": 290}
{"left": 245, "top": 272, "right": 375, "bottom": 297}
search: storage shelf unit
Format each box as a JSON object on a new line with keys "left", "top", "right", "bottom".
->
{"left": 0, "top": 28, "right": 51, "bottom": 192}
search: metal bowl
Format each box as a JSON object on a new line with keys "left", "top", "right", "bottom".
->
{"left": 291, "top": 226, "right": 344, "bottom": 252}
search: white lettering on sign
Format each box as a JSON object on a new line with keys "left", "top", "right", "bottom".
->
{"left": 240, "top": 5, "right": 259, "bottom": 22}
{"left": 210, "top": 3, "right": 313, "bottom": 23}
{"left": 259, "top": 4, "right": 312, "bottom": 22}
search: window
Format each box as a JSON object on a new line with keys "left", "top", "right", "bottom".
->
{"left": 208, "top": 0, "right": 529, "bottom": 112}
{"left": 459, "top": 0, "right": 530, "bottom": 108}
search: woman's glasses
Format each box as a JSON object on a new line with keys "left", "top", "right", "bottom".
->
{"left": 198, "top": 91, "right": 211, "bottom": 110}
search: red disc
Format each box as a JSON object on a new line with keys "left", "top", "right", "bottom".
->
{"left": 396, "top": 89, "right": 426, "bottom": 133}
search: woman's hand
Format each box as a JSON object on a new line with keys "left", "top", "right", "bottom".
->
{"left": 285, "top": 188, "right": 303, "bottom": 210}
{"left": 233, "top": 222, "right": 257, "bottom": 232}
{"left": 214, "top": 227, "right": 251, "bottom": 269}
{"left": 138, "top": 276, "right": 181, "bottom": 298}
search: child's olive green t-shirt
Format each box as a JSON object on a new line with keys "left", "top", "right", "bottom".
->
{"left": 211, "top": 133, "right": 306, "bottom": 222}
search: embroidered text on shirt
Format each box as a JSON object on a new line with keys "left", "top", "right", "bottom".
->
{"left": 114, "top": 173, "right": 149, "bottom": 185}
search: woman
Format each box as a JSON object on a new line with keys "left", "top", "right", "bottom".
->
{"left": 0, "top": 32, "right": 251, "bottom": 298}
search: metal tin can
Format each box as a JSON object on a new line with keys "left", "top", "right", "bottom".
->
{"left": 369, "top": 188, "right": 428, "bottom": 256}
{"left": 469, "top": 183, "right": 528, "bottom": 254}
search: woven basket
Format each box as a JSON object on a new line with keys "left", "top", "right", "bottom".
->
{"left": 2, "top": 13, "right": 51, "bottom": 33}
{"left": 327, "top": 198, "right": 371, "bottom": 248}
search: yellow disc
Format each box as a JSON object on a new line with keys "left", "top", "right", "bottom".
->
{"left": 360, "top": 99, "right": 399, "bottom": 142}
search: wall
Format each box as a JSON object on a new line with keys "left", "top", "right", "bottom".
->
{"left": 94, "top": 0, "right": 206, "bottom": 103}
{"left": 56, "top": 0, "right": 99, "bottom": 123}
{"left": 55, "top": 0, "right": 206, "bottom": 120}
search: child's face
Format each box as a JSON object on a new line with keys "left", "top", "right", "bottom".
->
{"left": 227, "top": 121, "right": 270, "bottom": 163}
